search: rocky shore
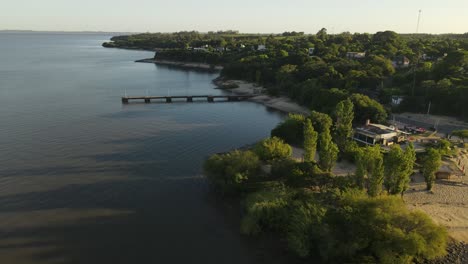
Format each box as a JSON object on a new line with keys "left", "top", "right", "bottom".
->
{"left": 422, "top": 241, "right": 467, "bottom": 264}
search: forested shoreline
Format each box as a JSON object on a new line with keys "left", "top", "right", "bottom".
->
{"left": 203, "top": 100, "right": 453, "bottom": 263}
{"left": 103, "top": 30, "right": 468, "bottom": 120}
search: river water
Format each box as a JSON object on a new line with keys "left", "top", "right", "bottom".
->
{"left": 0, "top": 32, "right": 285, "bottom": 263}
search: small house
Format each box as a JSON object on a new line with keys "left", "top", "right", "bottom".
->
{"left": 308, "top": 48, "right": 315, "bottom": 56}
{"left": 392, "top": 55, "right": 410, "bottom": 68}
{"left": 353, "top": 120, "right": 404, "bottom": 146}
{"left": 346, "top": 52, "right": 366, "bottom": 59}
{"left": 391, "top": 96, "right": 404, "bottom": 106}
{"left": 436, "top": 164, "right": 454, "bottom": 179}
{"left": 257, "top": 44, "right": 266, "bottom": 51}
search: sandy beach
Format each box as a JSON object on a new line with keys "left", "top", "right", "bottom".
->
{"left": 214, "top": 79, "right": 310, "bottom": 115}
{"left": 404, "top": 174, "right": 468, "bottom": 243}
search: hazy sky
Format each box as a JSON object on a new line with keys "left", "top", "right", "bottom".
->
{"left": 1, "top": 0, "right": 467, "bottom": 34}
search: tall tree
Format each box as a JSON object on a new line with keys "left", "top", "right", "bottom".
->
{"left": 368, "top": 150, "right": 384, "bottom": 197}
{"left": 318, "top": 128, "right": 339, "bottom": 172}
{"left": 384, "top": 144, "right": 416, "bottom": 196}
{"left": 355, "top": 145, "right": 384, "bottom": 197}
{"left": 401, "top": 143, "right": 417, "bottom": 195}
{"left": 384, "top": 145, "right": 404, "bottom": 194}
{"left": 422, "top": 148, "right": 442, "bottom": 191}
{"left": 303, "top": 119, "right": 318, "bottom": 162}
{"left": 334, "top": 99, "right": 354, "bottom": 150}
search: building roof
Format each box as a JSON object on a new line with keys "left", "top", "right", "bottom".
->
{"left": 355, "top": 123, "right": 397, "bottom": 136}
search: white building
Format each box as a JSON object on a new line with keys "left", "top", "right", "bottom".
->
{"left": 346, "top": 52, "right": 366, "bottom": 59}
{"left": 257, "top": 45, "right": 266, "bottom": 51}
{"left": 392, "top": 56, "right": 410, "bottom": 68}
{"left": 391, "top": 96, "right": 404, "bottom": 106}
{"left": 353, "top": 120, "right": 403, "bottom": 146}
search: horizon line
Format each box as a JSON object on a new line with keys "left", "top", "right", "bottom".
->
{"left": 1, "top": 29, "right": 467, "bottom": 35}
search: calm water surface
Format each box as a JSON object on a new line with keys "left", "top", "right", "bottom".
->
{"left": 0, "top": 33, "right": 285, "bottom": 263}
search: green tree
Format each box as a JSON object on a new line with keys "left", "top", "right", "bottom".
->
{"left": 384, "top": 144, "right": 416, "bottom": 196}
{"left": 318, "top": 128, "right": 339, "bottom": 172}
{"left": 368, "top": 152, "right": 384, "bottom": 197}
{"left": 254, "top": 137, "right": 292, "bottom": 162}
{"left": 321, "top": 192, "right": 448, "bottom": 263}
{"left": 310, "top": 111, "right": 333, "bottom": 133}
{"left": 271, "top": 114, "right": 305, "bottom": 145}
{"left": 350, "top": 93, "right": 388, "bottom": 124}
{"left": 402, "top": 143, "right": 417, "bottom": 194}
{"left": 204, "top": 150, "right": 260, "bottom": 193}
{"left": 334, "top": 99, "right": 354, "bottom": 150}
{"left": 240, "top": 188, "right": 289, "bottom": 235}
{"left": 303, "top": 119, "right": 318, "bottom": 162}
{"left": 422, "top": 148, "right": 442, "bottom": 191}
{"left": 355, "top": 145, "right": 384, "bottom": 196}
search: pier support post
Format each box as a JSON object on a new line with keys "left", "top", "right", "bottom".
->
{"left": 207, "top": 96, "right": 214, "bottom": 102}
{"left": 166, "top": 97, "right": 172, "bottom": 103}
{"left": 145, "top": 98, "right": 151, "bottom": 103}
{"left": 122, "top": 97, "right": 129, "bottom": 104}
{"left": 187, "top": 97, "right": 193, "bottom": 102}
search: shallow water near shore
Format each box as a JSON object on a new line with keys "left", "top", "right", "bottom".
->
{"left": 0, "top": 32, "right": 285, "bottom": 263}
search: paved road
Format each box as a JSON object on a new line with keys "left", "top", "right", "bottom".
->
{"left": 393, "top": 114, "right": 468, "bottom": 135}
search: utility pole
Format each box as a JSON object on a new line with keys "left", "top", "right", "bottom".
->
{"left": 412, "top": 10, "right": 422, "bottom": 97}
{"left": 416, "top": 10, "right": 422, "bottom": 33}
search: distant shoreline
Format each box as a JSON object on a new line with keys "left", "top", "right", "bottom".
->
{"left": 136, "top": 58, "right": 223, "bottom": 72}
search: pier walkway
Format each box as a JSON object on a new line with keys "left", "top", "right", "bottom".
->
{"left": 121, "top": 95, "right": 255, "bottom": 103}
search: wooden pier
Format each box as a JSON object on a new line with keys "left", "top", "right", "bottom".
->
{"left": 121, "top": 95, "right": 255, "bottom": 104}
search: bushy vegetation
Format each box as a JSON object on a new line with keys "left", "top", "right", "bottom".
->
{"left": 241, "top": 187, "right": 448, "bottom": 263}
{"left": 253, "top": 137, "right": 292, "bottom": 162}
{"left": 203, "top": 150, "right": 260, "bottom": 194}
{"left": 270, "top": 113, "right": 305, "bottom": 145}
{"left": 201, "top": 83, "right": 448, "bottom": 262}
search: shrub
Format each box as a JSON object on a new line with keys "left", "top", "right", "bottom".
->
{"left": 322, "top": 193, "right": 448, "bottom": 263}
{"left": 254, "top": 137, "right": 292, "bottom": 162}
{"left": 204, "top": 150, "right": 260, "bottom": 194}
{"left": 271, "top": 159, "right": 297, "bottom": 178}
{"left": 437, "top": 139, "right": 452, "bottom": 156}
{"left": 240, "top": 187, "right": 289, "bottom": 235}
{"left": 287, "top": 197, "right": 327, "bottom": 258}
{"left": 271, "top": 114, "right": 306, "bottom": 145}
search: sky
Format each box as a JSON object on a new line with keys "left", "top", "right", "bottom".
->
{"left": 1, "top": 0, "right": 467, "bottom": 34}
